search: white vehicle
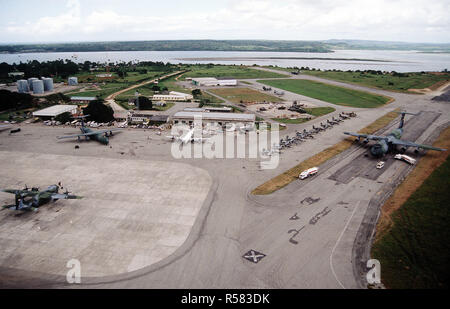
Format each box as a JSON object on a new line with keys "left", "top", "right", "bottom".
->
{"left": 394, "top": 154, "right": 416, "bottom": 165}
{"left": 376, "top": 161, "right": 385, "bottom": 169}
{"left": 299, "top": 167, "right": 319, "bottom": 180}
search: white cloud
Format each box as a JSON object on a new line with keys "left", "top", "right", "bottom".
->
{"left": 1, "top": 0, "right": 449, "bottom": 42}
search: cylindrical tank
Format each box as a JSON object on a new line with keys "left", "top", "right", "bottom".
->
{"left": 28, "top": 78, "right": 39, "bottom": 91}
{"left": 17, "top": 80, "right": 29, "bottom": 93}
{"left": 32, "top": 80, "right": 44, "bottom": 94}
{"left": 42, "top": 77, "right": 54, "bottom": 91}
{"left": 68, "top": 77, "right": 78, "bottom": 86}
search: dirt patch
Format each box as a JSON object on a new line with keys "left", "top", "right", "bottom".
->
{"left": 408, "top": 80, "right": 450, "bottom": 93}
{"left": 374, "top": 126, "right": 450, "bottom": 241}
{"left": 252, "top": 109, "right": 401, "bottom": 195}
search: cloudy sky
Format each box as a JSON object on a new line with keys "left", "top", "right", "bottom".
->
{"left": 1, "top": 0, "right": 449, "bottom": 44}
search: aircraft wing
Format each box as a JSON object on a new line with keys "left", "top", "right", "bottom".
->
{"left": 0, "top": 189, "right": 38, "bottom": 196}
{"left": 51, "top": 193, "right": 82, "bottom": 200}
{"left": 343, "top": 132, "right": 385, "bottom": 141}
{"left": 391, "top": 139, "right": 447, "bottom": 151}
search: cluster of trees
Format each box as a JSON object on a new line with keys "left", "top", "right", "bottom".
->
{"left": 0, "top": 90, "right": 35, "bottom": 112}
{"left": 137, "top": 96, "right": 153, "bottom": 110}
{"left": 0, "top": 40, "right": 333, "bottom": 54}
{"left": 82, "top": 100, "right": 115, "bottom": 123}
{"left": 0, "top": 60, "right": 79, "bottom": 81}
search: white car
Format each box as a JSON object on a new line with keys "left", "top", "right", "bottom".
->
{"left": 376, "top": 161, "right": 385, "bottom": 169}
{"left": 299, "top": 167, "right": 319, "bottom": 180}
{"left": 394, "top": 154, "right": 416, "bottom": 165}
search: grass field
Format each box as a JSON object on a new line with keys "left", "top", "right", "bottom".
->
{"left": 258, "top": 79, "right": 392, "bottom": 108}
{"left": 304, "top": 107, "right": 336, "bottom": 117}
{"left": 302, "top": 71, "right": 450, "bottom": 93}
{"left": 252, "top": 109, "right": 400, "bottom": 195}
{"left": 371, "top": 127, "right": 450, "bottom": 289}
{"left": 271, "top": 117, "right": 310, "bottom": 124}
{"left": 182, "top": 65, "right": 287, "bottom": 80}
{"left": 66, "top": 83, "right": 130, "bottom": 100}
{"left": 208, "top": 88, "right": 283, "bottom": 104}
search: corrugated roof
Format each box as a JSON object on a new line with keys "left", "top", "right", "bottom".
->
{"left": 33, "top": 105, "right": 78, "bottom": 117}
{"left": 172, "top": 111, "right": 255, "bottom": 122}
{"left": 70, "top": 96, "right": 97, "bottom": 101}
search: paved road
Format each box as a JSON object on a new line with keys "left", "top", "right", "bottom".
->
{"left": 105, "top": 71, "right": 186, "bottom": 112}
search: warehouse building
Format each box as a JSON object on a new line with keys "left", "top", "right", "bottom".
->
{"left": 172, "top": 111, "right": 255, "bottom": 127}
{"left": 191, "top": 78, "right": 237, "bottom": 87}
{"left": 183, "top": 107, "right": 233, "bottom": 113}
{"left": 33, "top": 105, "right": 78, "bottom": 120}
{"left": 152, "top": 91, "right": 193, "bottom": 102}
{"left": 70, "top": 97, "right": 97, "bottom": 104}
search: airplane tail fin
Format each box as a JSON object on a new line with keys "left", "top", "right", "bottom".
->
{"left": 396, "top": 111, "right": 419, "bottom": 129}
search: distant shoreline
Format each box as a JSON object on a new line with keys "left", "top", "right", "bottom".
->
{"left": 176, "top": 56, "right": 392, "bottom": 62}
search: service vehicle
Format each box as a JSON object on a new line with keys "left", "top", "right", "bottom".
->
{"left": 299, "top": 167, "right": 319, "bottom": 180}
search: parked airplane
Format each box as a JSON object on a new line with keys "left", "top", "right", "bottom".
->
{"left": 57, "top": 116, "right": 121, "bottom": 145}
{"left": 344, "top": 111, "right": 447, "bottom": 157}
{"left": 166, "top": 128, "right": 209, "bottom": 144}
{"left": 1, "top": 184, "right": 81, "bottom": 211}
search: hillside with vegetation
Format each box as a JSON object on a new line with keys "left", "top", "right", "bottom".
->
{"left": 1, "top": 40, "right": 449, "bottom": 54}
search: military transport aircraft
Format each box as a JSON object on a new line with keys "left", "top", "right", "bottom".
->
{"left": 57, "top": 115, "right": 122, "bottom": 145}
{"left": 344, "top": 111, "right": 447, "bottom": 157}
{"left": 1, "top": 184, "right": 81, "bottom": 211}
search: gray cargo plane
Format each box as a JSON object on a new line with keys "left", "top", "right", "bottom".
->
{"left": 57, "top": 116, "right": 121, "bottom": 145}
{"left": 1, "top": 184, "right": 81, "bottom": 211}
{"left": 344, "top": 111, "right": 447, "bottom": 157}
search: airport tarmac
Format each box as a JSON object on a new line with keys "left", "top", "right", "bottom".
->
{"left": 0, "top": 69, "right": 449, "bottom": 288}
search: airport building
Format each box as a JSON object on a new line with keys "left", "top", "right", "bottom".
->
{"left": 33, "top": 105, "right": 78, "bottom": 120}
{"left": 152, "top": 91, "right": 193, "bottom": 102}
{"left": 70, "top": 96, "right": 97, "bottom": 104}
{"left": 191, "top": 77, "right": 237, "bottom": 87}
{"left": 171, "top": 111, "right": 255, "bottom": 126}
{"left": 8, "top": 72, "right": 24, "bottom": 78}
{"left": 183, "top": 106, "right": 233, "bottom": 113}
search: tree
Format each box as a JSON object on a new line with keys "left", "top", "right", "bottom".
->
{"left": 192, "top": 89, "right": 202, "bottom": 97}
{"left": 151, "top": 84, "right": 161, "bottom": 92}
{"left": 0, "top": 90, "right": 35, "bottom": 112}
{"left": 82, "top": 100, "right": 115, "bottom": 123}
{"left": 138, "top": 96, "right": 153, "bottom": 110}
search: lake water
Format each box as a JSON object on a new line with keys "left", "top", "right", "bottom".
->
{"left": 0, "top": 50, "right": 449, "bottom": 72}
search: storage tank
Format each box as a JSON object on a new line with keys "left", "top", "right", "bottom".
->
{"left": 42, "top": 77, "right": 54, "bottom": 92}
{"left": 68, "top": 77, "right": 78, "bottom": 86}
{"left": 17, "top": 80, "right": 29, "bottom": 93}
{"left": 28, "top": 78, "right": 39, "bottom": 91}
{"left": 32, "top": 80, "right": 44, "bottom": 94}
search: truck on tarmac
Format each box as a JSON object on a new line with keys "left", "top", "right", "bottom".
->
{"left": 394, "top": 154, "right": 416, "bottom": 165}
{"left": 299, "top": 167, "right": 319, "bottom": 180}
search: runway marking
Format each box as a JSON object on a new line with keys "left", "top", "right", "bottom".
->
{"left": 309, "top": 207, "right": 331, "bottom": 225}
{"left": 243, "top": 250, "right": 266, "bottom": 264}
{"left": 288, "top": 226, "right": 305, "bottom": 245}
{"left": 300, "top": 197, "right": 321, "bottom": 205}
{"left": 329, "top": 201, "right": 361, "bottom": 289}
